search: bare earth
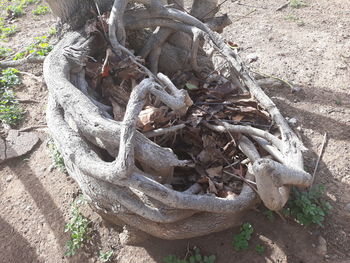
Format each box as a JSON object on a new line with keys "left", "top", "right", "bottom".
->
{"left": 0, "top": 0, "right": 349, "bottom": 262}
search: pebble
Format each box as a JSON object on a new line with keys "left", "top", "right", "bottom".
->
{"left": 316, "top": 236, "right": 327, "bottom": 256}
{"left": 291, "top": 85, "right": 302, "bottom": 93}
{"left": 48, "top": 164, "right": 55, "bottom": 172}
{"left": 247, "top": 53, "right": 259, "bottom": 63}
{"left": 5, "top": 175, "right": 13, "bottom": 182}
{"left": 288, "top": 117, "right": 297, "bottom": 125}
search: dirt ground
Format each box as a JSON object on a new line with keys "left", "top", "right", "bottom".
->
{"left": 1, "top": 0, "right": 350, "bottom": 262}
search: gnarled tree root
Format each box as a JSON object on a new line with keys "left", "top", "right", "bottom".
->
{"left": 44, "top": 0, "right": 312, "bottom": 240}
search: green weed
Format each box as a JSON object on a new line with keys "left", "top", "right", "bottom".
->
{"left": 335, "top": 99, "right": 342, "bottom": 105}
{"left": 65, "top": 196, "right": 91, "bottom": 256}
{"left": 255, "top": 244, "right": 265, "bottom": 255}
{"left": 48, "top": 27, "right": 57, "bottom": 36}
{"left": 0, "top": 68, "right": 21, "bottom": 86}
{"left": 32, "top": 5, "right": 50, "bottom": 15}
{"left": 290, "top": 0, "right": 308, "bottom": 8}
{"left": 6, "top": 4, "right": 24, "bottom": 17}
{"left": 232, "top": 223, "right": 254, "bottom": 251}
{"left": 285, "top": 13, "right": 305, "bottom": 26}
{"left": 164, "top": 247, "right": 216, "bottom": 263}
{"left": 283, "top": 185, "right": 332, "bottom": 227}
{"left": 0, "top": 22, "right": 18, "bottom": 40}
{"left": 263, "top": 210, "right": 275, "bottom": 222}
{"left": 13, "top": 35, "right": 52, "bottom": 60}
{"left": 99, "top": 250, "right": 113, "bottom": 262}
{"left": 48, "top": 139, "right": 66, "bottom": 172}
{"left": 0, "top": 46, "right": 12, "bottom": 58}
{"left": 0, "top": 68, "right": 24, "bottom": 125}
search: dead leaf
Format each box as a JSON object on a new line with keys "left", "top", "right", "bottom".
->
{"left": 208, "top": 178, "right": 218, "bottom": 194}
{"left": 206, "top": 166, "right": 223, "bottom": 179}
{"left": 232, "top": 114, "right": 245, "bottom": 122}
{"left": 137, "top": 106, "right": 169, "bottom": 131}
{"left": 185, "top": 83, "right": 199, "bottom": 90}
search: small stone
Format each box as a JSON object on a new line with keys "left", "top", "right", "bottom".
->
{"left": 288, "top": 117, "right": 298, "bottom": 125}
{"left": 48, "top": 164, "right": 55, "bottom": 172}
{"left": 5, "top": 175, "right": 13, "bottom": 182}
{"left": 316, "top": 236, "right": 327, "bottom": 256}
{"left": 291, "top": 85, "right": 302, "bottom": 93}
{"left": 246, "top": 53, "right": 259, "bottom": 63}
{"left": 0, "top": 130, "right": 39, "bottom": 163}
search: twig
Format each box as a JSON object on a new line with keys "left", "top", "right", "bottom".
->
{"left": 144, "top": 124, "right": 186, "bottom": 138}
{"left": 233, "top": 9, "right": 257, "bottom": 23}
{"left": 276, "top": 1, "right": 290, "bottom": 11}
{"left": 310, "top": 132, "right": 327, "bottom": 187}
{"left": 235, "top": 1, "right": 267, "bottom": 9}
{"left": 184, "top": 242, "right": 190, "bottom": 260}
{"left": 275, "top": 210, "right": 286, "bottom": 222}
{"left": 19, "top": 125, "right": 47, "bottom": 132}
{"left": 199, "top": 0, "right": 233, "bottom": 20}
{"left": 220, "top": 152, "right": 259, "bottom": 194}
{"left": 250, "top": 68, "right": 294, "bottom": 90}
{"left": 194, "top": 105, "right": 235, "bottom": 142}
{"left": 223, "top": 170, "right": 257, "bottom": 185}
{"left": 17, "top": 99, "right": 40, "bottom": 103}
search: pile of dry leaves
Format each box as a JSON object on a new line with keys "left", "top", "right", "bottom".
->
{"left": 83, "top": 20, "right": 274, "bottom": 197}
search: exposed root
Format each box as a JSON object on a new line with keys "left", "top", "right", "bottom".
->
{"left": 0, "top": 56, "right": 45, "bottom": 68}
{"left": 43, "top": 0, "right": 312, "bottom": 240}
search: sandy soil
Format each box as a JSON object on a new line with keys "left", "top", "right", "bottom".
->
{"left": 0, "top": 0, "right": 349, "bottom": 262}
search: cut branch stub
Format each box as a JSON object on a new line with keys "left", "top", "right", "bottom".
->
{"left": 44, "top": 0, "right": 311, "bottom": 240}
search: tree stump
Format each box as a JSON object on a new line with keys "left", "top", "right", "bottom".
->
{"left": 44, "top": 0, "right": 312, "bottom": 241}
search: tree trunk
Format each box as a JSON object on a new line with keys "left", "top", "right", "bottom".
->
{"left": 44, "top": 0, "right": 312, "bottom": 242}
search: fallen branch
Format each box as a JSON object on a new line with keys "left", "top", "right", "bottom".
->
{"left": 310, "top": 132, "right": 328, "bottom": 188}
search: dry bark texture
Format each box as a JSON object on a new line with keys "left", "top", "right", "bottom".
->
{"left": 44, "top": 0, "right": 312, "bottom": 241}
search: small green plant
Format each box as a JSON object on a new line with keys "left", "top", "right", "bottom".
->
{"left": 0, "top": 68, "right": 21, "bottom": 87}
{"left": 48, "top": 27, "right": 57, "bottom": 36}
{"left": 232, "top": 223, "right": 254, "bottom": 251}
{"left": 164, "top": 247, "right": 216, "bottom": 263}
{"left": 0, "top": 24, "right": 18, "bottom": 40}
{"left": 6, "top": 4, "right": 24, "bottom": 17}
{"left": 335, "top": 99, "right": 342, "bottom": 105}
{"left": 284, "top": 185, "right": 332, "bottom": 227}
{"left": 13, "top": 35, "right": 53, "bottom": 60}
{"left": 0, "top": 89, "right": 24, "bottom": 125}
{"left": 0, "top": 68, "right": 24, "bottom": 125}
{"left": 0, "top": 46, "right": 12, "bottom": 58}
{"left": 290, "top": 0, "right": 308, "bottom": 8}
{"left": 285, "top": 13, "right": 305, "bottom": 26}
{"left": 263, "top": 210, "right": 275, "bottom": 222}
{"left": 99, "top": 250, "right": 113, "bottom": 262}
{"left": 65, "top": 195, "right": 91, "bottom": 256}
{"left": 48, "top": 139, "right": 66, "bottom": 172}
{"left": 32, "top": 5, "right": 50, "bottom": 15}
{"left": 255, "top": 244, "right": 265, "bottom": 255}
{"left": 13, "top": 51, "right": 25, "bottom": 60}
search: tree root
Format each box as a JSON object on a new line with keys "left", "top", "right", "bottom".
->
{"left": 0, "top": 56, "right": 45, "bottom": 68}
{"left": 44, "top": 0, "right": 312, "bottom": 240}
